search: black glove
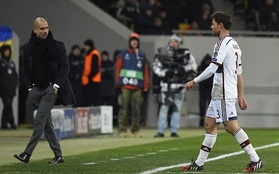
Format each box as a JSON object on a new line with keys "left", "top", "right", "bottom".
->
{"left": 165, "top": 69, "right": 174, "bottom": 77}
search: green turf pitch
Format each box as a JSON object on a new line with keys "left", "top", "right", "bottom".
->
{"left": 0, "top": 128, "right": 278, "bottom": 173}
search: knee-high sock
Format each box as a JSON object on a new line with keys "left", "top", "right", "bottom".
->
{"left": 195, "top": 134, "right": 217, "bottom": 166}
{"left": 234, "top": 128, "right": 260, "bottom": 162}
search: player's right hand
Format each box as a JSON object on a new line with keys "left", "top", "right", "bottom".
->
{"left": 186, "top": 80, "right": 195, "bottom": 91}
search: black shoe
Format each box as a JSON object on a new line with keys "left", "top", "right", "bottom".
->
{"left": 11, "top": 123, "right": 17, "bottom": 129}
{"left": 154, "top": 133, "right": 164, "bottom": 137}
{"left": 243, "top": 159, "right": 263, "bottom": 172}
{"left": 181, "top": 162, "right": 204, "bottom": 171}
{"left": 171, "top": 133, "right": 179, "bottom": 137}
{"left": 48, "top": 156, "right": 64, "bottom": 164}
{"left": 14, "top": 152, "right": 30, "bottom": 163}
{"left": 1, "top": 125, "right": 9, "bottom": 130}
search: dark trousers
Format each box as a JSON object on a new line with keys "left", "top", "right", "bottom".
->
{"left": 24, "top": 86, "right": 62, "bottom": 157}
{"left": 1, "top": 96, "right": 16, "bottom": 129}
{"left": 81, "top": 82, "right": 101, "bottom": 107}
{"left": 199, "top": 85, "right": 212, "bottom": 127}
{"left": 18, "top": 85, "right": 28, "bottom": 124}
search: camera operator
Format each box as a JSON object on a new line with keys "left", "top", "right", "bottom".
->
{"left": 153, "top": 34, "right": 197, "bottom": 137}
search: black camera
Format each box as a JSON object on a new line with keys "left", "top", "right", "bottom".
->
{"left": 156, "top": 47, "right": 195, "bottom": 83}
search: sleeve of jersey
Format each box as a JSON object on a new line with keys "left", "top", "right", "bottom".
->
{"left": 194, "top": 63, "right": 219, "bottom": 83}
{"left": 214, "top": 41, "right": 228, "bottom": 65}
{"left": 236, "top": 55, "right": 243, "bottom": 75}
{"left": 236, "top": 65, "right": 243, "bottom": 75}
{"left": 152, "top": 58, "right": 166, "bottom": 77}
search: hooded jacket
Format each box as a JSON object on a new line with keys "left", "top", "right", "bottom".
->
{"left": 0, "top": 45, "right": 18, "bottom": 97}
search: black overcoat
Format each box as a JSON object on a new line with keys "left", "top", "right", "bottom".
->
{"left": 23, "top": 40, "right": 76, "bottom": 106}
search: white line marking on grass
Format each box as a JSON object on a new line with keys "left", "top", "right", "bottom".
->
{"left": 146, "top": 152, "right": 157, "bottom": 155}
{"left": 124, "top": 156, "right": 135, "bottom": 159}
{"left": 82, "top": 148, "right": 178, "bottom": 165}
{"left": 83, "top": 162, "right": 96, "bottom": 165}
{"left": 139, "top": 142, "right": 279, "bottom": 174}
{"left": 110, "top": 158, "right": 120, "bottom": 161}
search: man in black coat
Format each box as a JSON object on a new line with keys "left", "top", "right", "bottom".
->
{"left": 14, "top": 17, "right": 75, "bottom": 164}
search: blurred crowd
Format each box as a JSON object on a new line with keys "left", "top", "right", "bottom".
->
{"left": 90, "top": 0, "right": 215, "bottom": 34}
{"left": 224, "top": 0, "right": 279, "bottom": 31}
{"left": 91, "top": 0, "right": 279, "bottom": 33}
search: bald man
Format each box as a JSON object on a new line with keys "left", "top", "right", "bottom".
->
{"left": 14, "top": 17, "right": 75, "bottom": 164}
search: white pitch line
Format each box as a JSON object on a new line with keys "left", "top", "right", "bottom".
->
{"left": 82, "top": 148, "right": 178, "bottom": 165}
{"left": 139, "top": 142, "right": 279, "bottom": 174}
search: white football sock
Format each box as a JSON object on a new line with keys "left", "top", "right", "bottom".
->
{"left": 195, "top": 134, "right": 217, "bottom": 166}
{"left": 234, "top": 128, "right": 260, "bottom": 162}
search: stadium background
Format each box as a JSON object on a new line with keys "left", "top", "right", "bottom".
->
{"left": 0, "top": 0, "right": 279, "bottom": 129}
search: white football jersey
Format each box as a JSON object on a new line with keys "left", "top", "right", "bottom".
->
{"left": 211, "top": 36, "right": 242, "bottom": 99}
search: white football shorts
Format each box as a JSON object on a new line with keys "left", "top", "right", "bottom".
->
{"left": 206, "top": 98, "right": 238, "bottom": 123}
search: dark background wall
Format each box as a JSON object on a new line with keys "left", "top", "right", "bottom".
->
{"left": 0, "top": 0, "right": 131, "bottom": 55}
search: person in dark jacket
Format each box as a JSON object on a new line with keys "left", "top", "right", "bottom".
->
{"left": 0, "top": 44, "right": 18, "bottom": 129}
{"left": 18, "top": 46, "right": 29, "bottom": 126}
{"left": 100, "top": 50, "right": 116, "bottom": 106}
{"left": 197, "top": 54, "right": 213, "bottom": 127}
{"left": 68, "top": 45, "right": 84, "bottom": 107}
{"left": 14, "top": 17, "right": 75, "bottom": 164}
{"left": 81, "top": 39, "right": 101, "bottom": 107}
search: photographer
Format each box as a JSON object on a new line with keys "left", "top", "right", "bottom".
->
{"left": 153, "top": 34, "right": 197, "bottom": 137}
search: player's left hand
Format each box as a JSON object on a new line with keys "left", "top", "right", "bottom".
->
{"left": 238, "top": 96, "right": 247, "bottom": 110}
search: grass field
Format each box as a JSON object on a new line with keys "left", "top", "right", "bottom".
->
{"left": 0, "top": 128, "right": 278, "bottom": 174}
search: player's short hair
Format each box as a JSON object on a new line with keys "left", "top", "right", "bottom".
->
{"left": 211, "top": 11, "right": 232, "bottom": 30}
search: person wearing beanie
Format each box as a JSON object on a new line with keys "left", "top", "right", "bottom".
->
{"left": 81, "top": 38, "right": 102, "bottom": 106}
{"left": 0, "top": 44, "right": 18, "bottom": 129}
{"left": 68, "top": 44, "right": 84, "bottom": 107}
{"left": 128, "top": 33, "right": 140, "bottom": 48}
{"left": 100, "top": 50, "right": 116, "bottom": 108}
{"left": 153, "top": 34, "right": 197, "bottom": 138}
{"left": 84, "top": 39, "right": 94, "bottom": 49}
{"left": 115, "top": 33, "right": 149, "bottom": 138}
